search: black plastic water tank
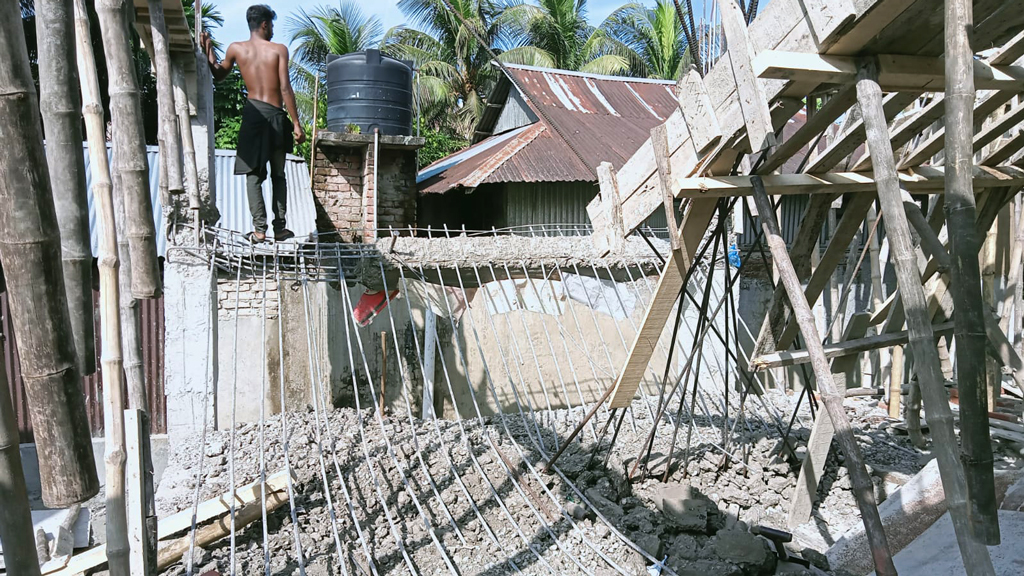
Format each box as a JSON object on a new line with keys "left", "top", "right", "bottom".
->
{"left": 326, "top": 49, "right": 413, "bottom": 136}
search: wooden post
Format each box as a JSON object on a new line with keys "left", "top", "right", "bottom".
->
{"left": 0, "top": 0, "right": 99, "bottom": 508}
{"left": 73, "top": 0, "right": 130, "bottom": 572}
{"left": 125, "top": 409, "right": 152, "bottom": 575}
{"left": 888, "top": 345, "right": 904, "bottom": 418}
{"left": 982, "top": 213, "right": 1001, "bottom": 410}
{"left": 171, "top": 63, "right": 202, "bottom": 214}
{"left": 95, "top": 0, "right": 161, "bottom": 299}
{"left": 856, "top": 57, "right": 996, "bottom": 571}
{"left": 751, "top": 177, "right": 895, "bottom": 576}
{"left": 945, "top": 0, "right": 1000, "bottom": 544}
{"left": 788, "top": 312, "right": 870, "bottom": 529}
{"left": 1014, "top": 195, "right": 1024, "bottom": 358}
{"left": 0, "top": 342, "right": 43, "bottom": 576}
{"left": 309, "top": 70, "right": 320, "bottom": 182}
{"left": 146, "top": 0, "right": 185, "bottom": 198}
{"left": 34, "top": 0, "right": 96, "bottom": 376}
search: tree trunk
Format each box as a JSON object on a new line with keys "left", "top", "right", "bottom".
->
{"left": 944, "top": 0, "right": 999, "bottom": 544}
{"left": 0, "top": 0, "right": 99, "bottom": 508}
{"left": 94, "top": 0, "right": 161, "bottom": 299}
{"left": 857, "top": 57, "right": 995, "bottom": 573}
{"left": 72, "top": 0, "right": 130, "bottom": 572}
{"left": 0, "top": 344, "right": 43, "bottom": 576}
{"left": 750, "top": 176, "right": 896, "bottom": 576}
{"left": 146, "top": 0, "right": 185, "bottom": 201}
{"left": 34, "top": 0, "right": 96, "bottom": 377}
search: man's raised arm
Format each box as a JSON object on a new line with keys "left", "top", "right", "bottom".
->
{"left": 202, "top": 32, "right": 235, "bottom": 82}
{"left": 279, "top": 45, "right": 306, "bottom": 145}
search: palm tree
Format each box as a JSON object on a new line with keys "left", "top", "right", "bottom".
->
{"left": 504, "top": 0, "right": 634, "bottom": 75}
{"left": 386, "top": 0, "right": 551, "bottom": 138}
{"left": 602, "top": 0, "right": 691, "bottom": 80}
{"left": 288, "top": 2, "right": 384, "bottom": 123}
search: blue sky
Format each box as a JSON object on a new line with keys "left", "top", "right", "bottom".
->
{"left": 210, "top": 0, "right": 715, "bottom": 50}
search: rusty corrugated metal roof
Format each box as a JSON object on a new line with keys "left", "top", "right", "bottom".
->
{"left": 418, "top": 65, "right": 678, "bottom": 194}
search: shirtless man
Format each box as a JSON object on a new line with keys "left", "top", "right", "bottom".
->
{"left": 201, "top": 5, "right": 306, "bottom": 242}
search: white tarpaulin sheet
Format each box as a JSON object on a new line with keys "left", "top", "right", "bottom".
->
{"left": 561, "top": 273, "right": 637, "bottom": 320}
{"left": 481, "top": 278, "right": 565, "bottom": 316}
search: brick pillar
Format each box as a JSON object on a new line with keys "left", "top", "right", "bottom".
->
{"left": 312, "top": 145, "right": 364, "bottom": 242}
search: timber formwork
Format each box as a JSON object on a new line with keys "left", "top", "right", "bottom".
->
{"left": 585, "top": 1, "right": 1024, "bottom": 574}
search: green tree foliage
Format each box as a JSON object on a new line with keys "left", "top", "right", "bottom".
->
{"left": 385, "top": 0, "right": 552, "bottom": 139}
{"left": 602, "top": 0, "right": 691, "bottom": 80}
{"left": 418, "top": 124, "right": 470, "bottom": 168}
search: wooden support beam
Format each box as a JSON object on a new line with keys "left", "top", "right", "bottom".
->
{"left": 850, "top": 94, "right": 946, "bottom": 172}
{"left": 757, "top": 84, "right": 858, "bottom": 174}
{"left": 676, "top": 68, "right": 722, "bottom": 155}
{"left": 590, "top": 162, "right": 626, "bottom": 254}
{"left": 774, "top": 194, "right": 875, "bottom": 351}
{"left": 973, "top": 99, "right": 1024, "bottom": 153}
{"left": 856, "top": 55, "right": 996, "bottom": 571}
{"left": 674, "top": 165, "right": 1024, "bottom": 198}
{"left": 804, "top": 92, "right": 920, "bottom": 174}
{"left": 898, "top": 90, "right": 1019, "bottom": 168}
{"left": 755, "top": 320, "right": 954, "bottom": 371}
{"left": 787, "top": 312, "right": 871, "bottom": 529}
{"left": 749, "top": 194, "right": 834, "bottom": 366}
{"left": 980, "top": 131, "right": 1024, "bottom": 166}
{"left": 751, "top": 176, "right": 896, "bottom": 575}
{"left": 652, "top": 124, "right": 681, "bottom": 251}
{"left": 756, "top": 51, "right": 1024, "bottom": 91}
{"left": 607, "top": 199, "right": 718, "bottom": 409}
{"left": 717, "top": 0, "right": 776, "bottom": 152}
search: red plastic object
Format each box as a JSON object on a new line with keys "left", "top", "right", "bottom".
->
{"left": 354, "top": 289, "right": 399, "bottom": 327}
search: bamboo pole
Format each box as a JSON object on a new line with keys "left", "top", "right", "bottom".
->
{"left": 856, "top": 57, "right": 996, "bottom": 572}
{"left": 309, "top": 70, "right": 320, "bottom": 182}
{"left": 889, "top": 345, "right": 904, "bottom": 418}
{"left": 35, "top": 0, "right": 96, "bottom": 377}
{"left": 171, "top": 63, "right": 202, "bottom": 213}
{"left": 1014, "top": 195, "right": 1024, "bottom": 357}
{"left": 95, "top": 0, "right": 161, "bottom": 299}
{"left": 1001, "top": 195, "right": 1022, "bottom": 347}
{"left": 73, "top": 0, "right": 130, "bottom": 572}
{"left": 0, "top": 341, "right": 43, "bottom": 576}
{"left": 146, "top": 0, "right": 184, "bottom": 199}
{"left": 944, "top": 0, "right": 999, "bottom": 544}
{"left": 750, "top": 176, "right": 896, "bottom": 576}
{"left": 0, "top": 0, "right": 99, "bottom": 508}
{"left": 114, "top": 166, "right": 157, "bottom": 572}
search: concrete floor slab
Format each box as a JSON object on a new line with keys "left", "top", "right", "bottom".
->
{"left": 871, "top": 510, "right": 1024, "bottom": 575}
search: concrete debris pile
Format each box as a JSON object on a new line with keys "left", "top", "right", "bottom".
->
{"left": 152, "top": 392, "right": 922, "bottom": 576}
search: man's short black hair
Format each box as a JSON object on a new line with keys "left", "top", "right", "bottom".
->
{"left": 247, "top": 5, "right": 276, "bottom": 32}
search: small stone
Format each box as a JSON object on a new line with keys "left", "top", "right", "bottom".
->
{"left": 801, "top": 547, "right": 830, "bottom": 571}
{"left": 653, "top": 482, "right": 708, "bottom": 532}
{"left": 585, "top": 488, "right": 624, "bottom": 519}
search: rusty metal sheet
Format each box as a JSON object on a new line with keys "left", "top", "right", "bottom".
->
{"left": 419, "top": 65, "right": 680, "bottom": 193}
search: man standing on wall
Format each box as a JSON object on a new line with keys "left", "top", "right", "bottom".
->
{"left": 201, "top": 4, "right": 306, "bottom": 243}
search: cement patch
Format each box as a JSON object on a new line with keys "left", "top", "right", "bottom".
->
{"left": 870, "top": 510, "right": 1024, "bottom": 575}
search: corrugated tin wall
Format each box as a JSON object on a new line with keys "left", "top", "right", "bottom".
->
{"left": 498, "top": 181, "right": 597, "bottom": 230}
{"left": 492, "top": 92, "right": 537, "bottom": 135}
{"left": 2, "top": 290, "right": 165, "bottom": 443}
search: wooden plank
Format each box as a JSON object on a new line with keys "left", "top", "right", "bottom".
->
{"left": 676, "top": 68, "right": 722, "bottom": 155}
{"left": 718, "top": 0, "right": 776, "bottom": 152}
{"left": 756, "top": 51, "right": 1024, "bottom": 91}
{"left": 973, "top": 99, "right": 1024, "bottom": 153}
{"left": 981, "top": 131, "right": 1024, "bottom": 166}
{"left": 803, "top": 91, "right": 919, "bottom": 174}
{"left": 800, "top": 0, "right": 857, "bottom": 49}
{"left": 125, "top": 409, "right": 150, "bottom": 575}
{"left": 590, "top": 162, "right": 625, "bottom": 254}
{"left": 787, "top": 313, "right": 870, "bottom": 529}
{"left": 652, "top": 123, "right": 680, "bottom": 251}
{"left": 48, "top": 470, "right": 290, "bottom": 576}
{"left": 990, "top": 30, "right": 1024, "bottom": 66}
{"left": 898, "top": 90, "right": 1019, "bottom": 168}
{"left": 755, "top": 321, "right": 954, "bottom": 371}
{"left": 608, "top": 198, "right": 717, "bottom": 409}
{"left": 674, "top": 165, "right": 1024, "bottom": 197}
{"left": 757, "top": 83, "right": 858, "bottom": 174}
{"left": 825, "top": 0, "right": 917, "bottom": 56}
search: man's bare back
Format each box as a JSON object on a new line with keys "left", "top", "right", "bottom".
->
{"left": 202, "top": 9, "right": 305, "bottom": 144}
